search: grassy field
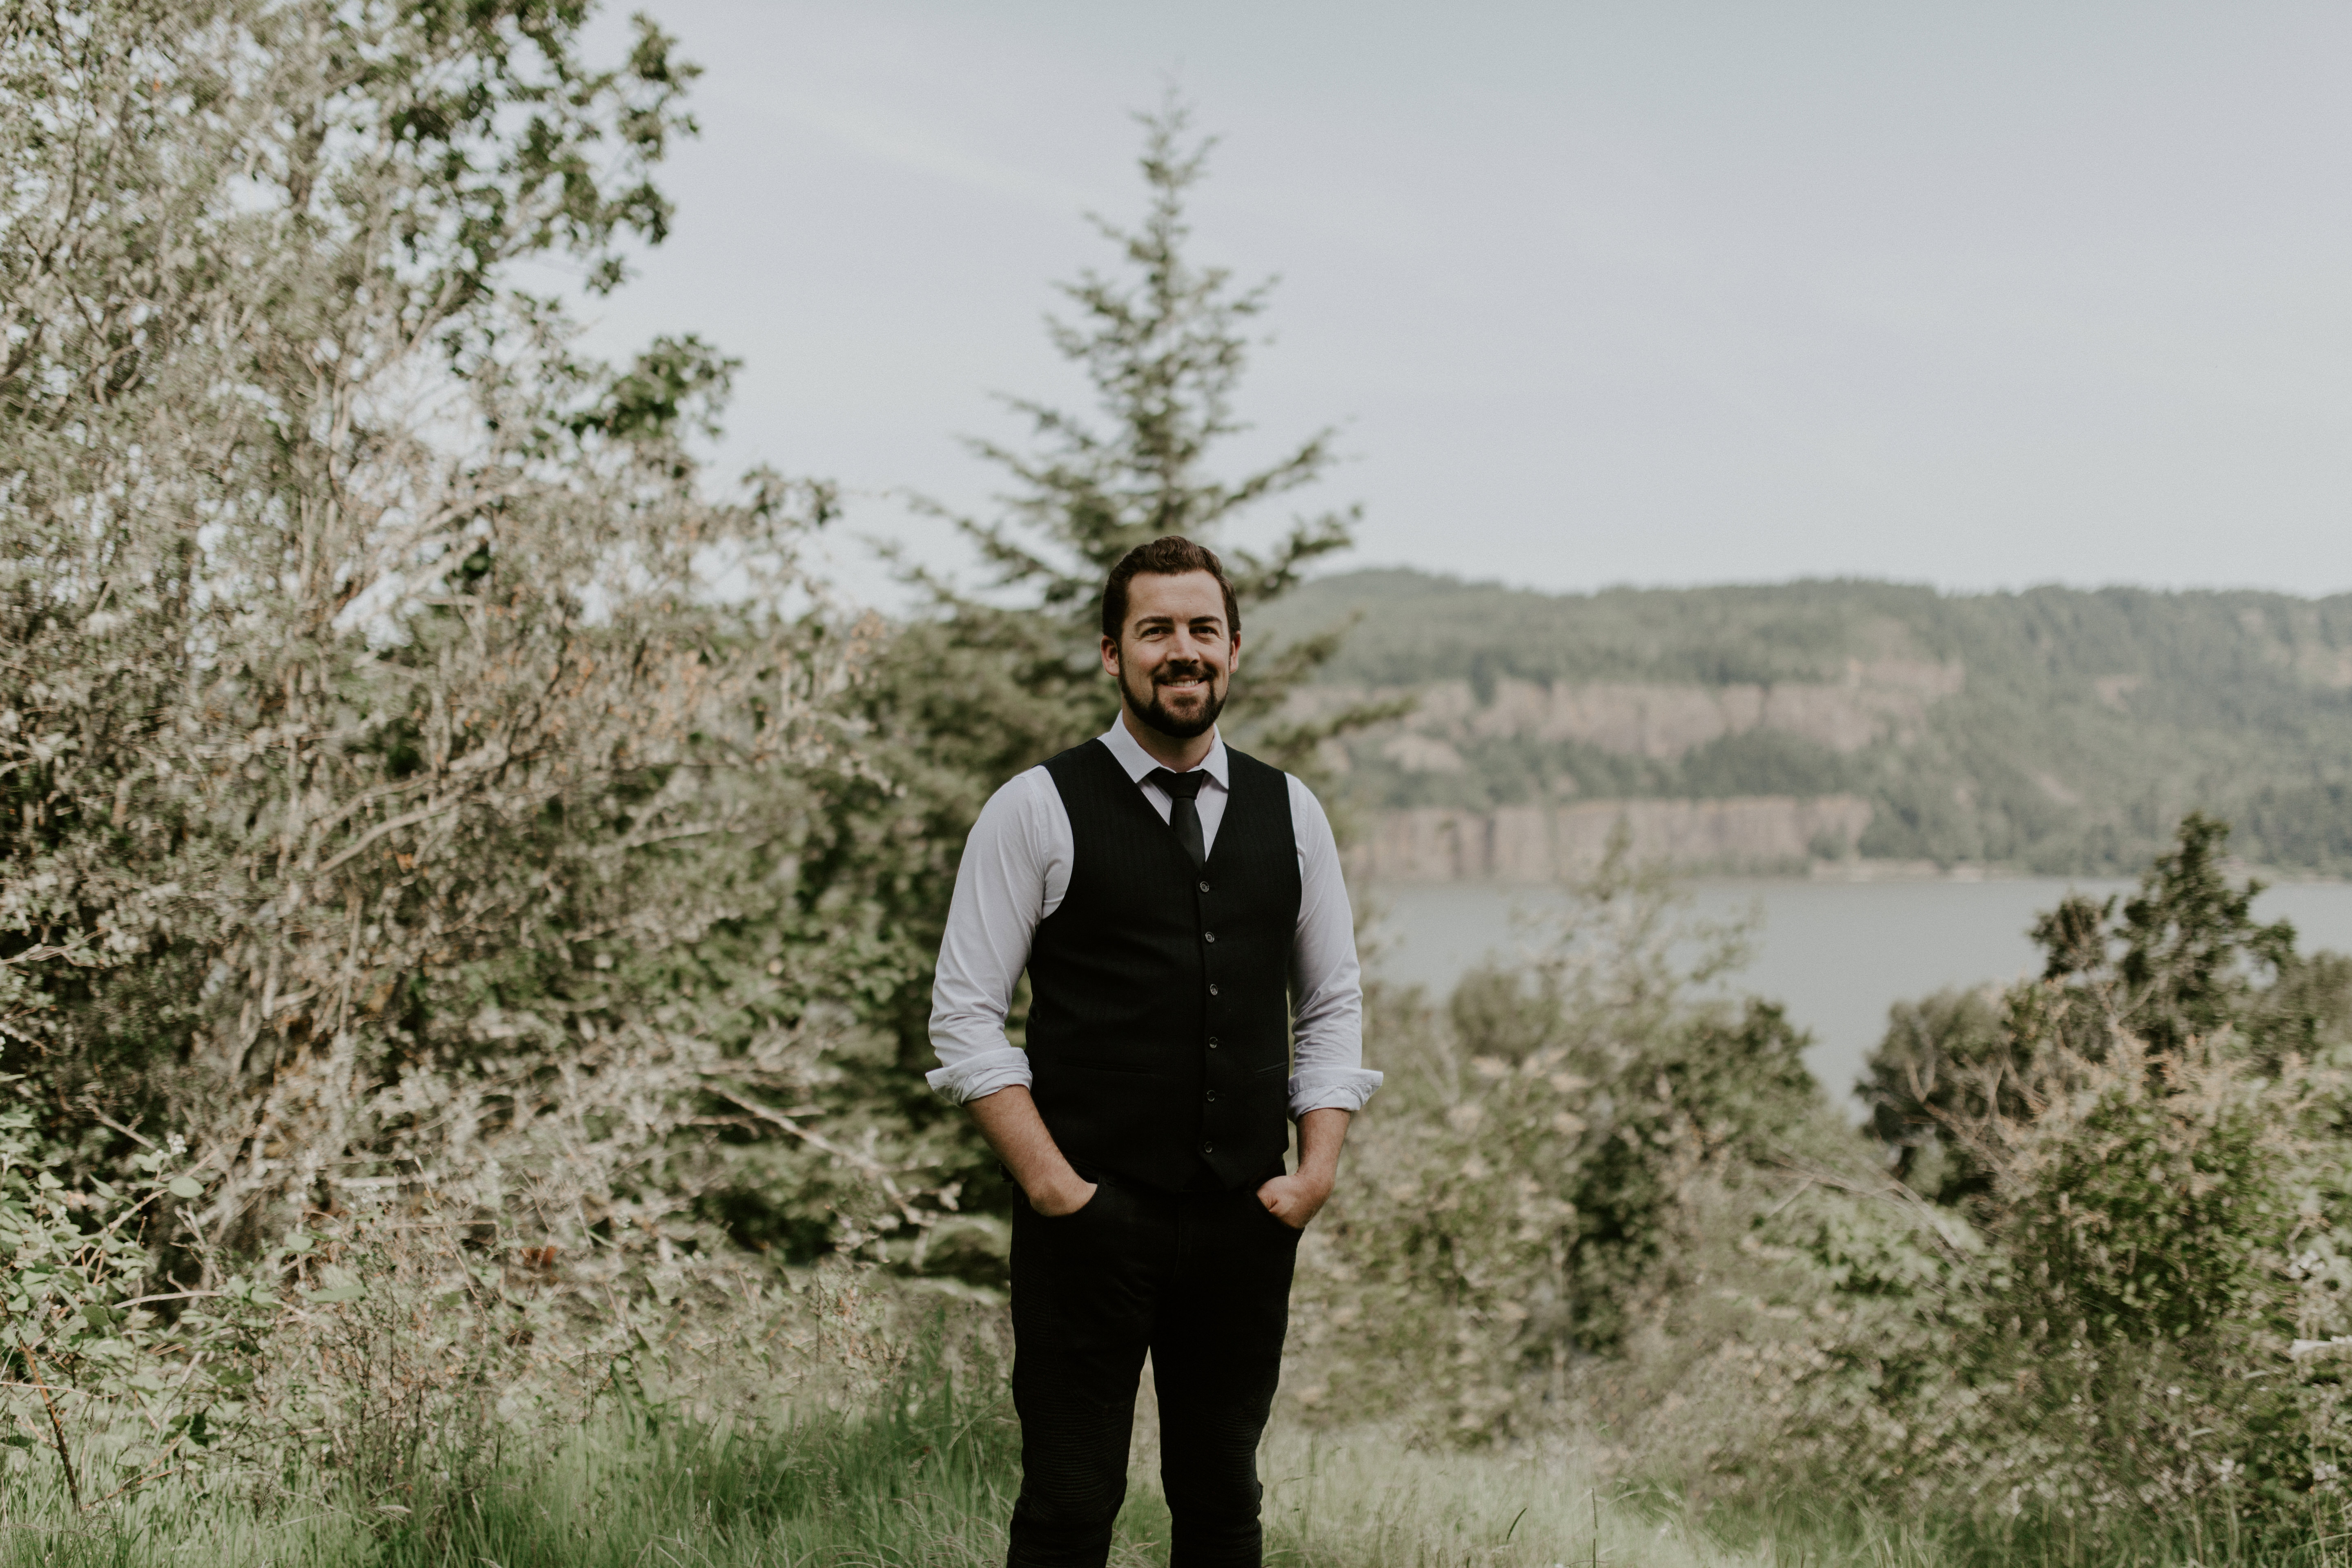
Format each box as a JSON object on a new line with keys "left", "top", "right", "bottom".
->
{"left": 0, "top": 1414, "right": 1779, "bottom": 1568}
{"left": 3, "top": 1379, "right": 2340, "bottom": 1568}
{"left": 0, "top": 1284, "right": 2337, "bottom": 1568}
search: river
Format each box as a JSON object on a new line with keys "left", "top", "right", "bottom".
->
{"left": 1363, "top": 877, "right": 2352, "bottom": 1116}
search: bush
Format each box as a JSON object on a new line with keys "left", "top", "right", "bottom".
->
{"left": 0, "top": 0, "right": 994, "bottom": 1310}
{"left": 1296, "top": 816, "right": 2352, "bottom": 1554}
{"left": 1658, "top": 816, "right": 2352, "bottom": 1535}
{"left": 1293, "top": 851, "right": 1884, "bottom": 1437}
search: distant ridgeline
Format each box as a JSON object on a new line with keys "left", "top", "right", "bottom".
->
{"left": 1256, "top": 570, "right": 2352, "bottom": 880}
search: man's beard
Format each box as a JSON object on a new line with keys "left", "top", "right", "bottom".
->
{"left": 1123, "top": 659, "right": 1227, "bottom": 740}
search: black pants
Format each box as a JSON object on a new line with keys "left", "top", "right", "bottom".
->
{"left": 1005, "top": 1170, "right": 1303, "bottom": 1568}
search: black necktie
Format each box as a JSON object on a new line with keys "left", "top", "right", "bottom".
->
{"left": 1147, "top": 767, "right": 1208, "bottom": 869}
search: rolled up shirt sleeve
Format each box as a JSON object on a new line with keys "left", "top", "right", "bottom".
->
{"left": 925, "top": 771, "right": 1056, "bottom": 1104}
{"left": 1285, "top": 774, "right": 1382, "bottom": 1118}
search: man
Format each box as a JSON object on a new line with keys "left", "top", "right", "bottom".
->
{"left": 928, "top": 535, "right": 1380, "bottom": 1566}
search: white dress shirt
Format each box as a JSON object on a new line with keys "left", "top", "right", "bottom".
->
{"left": 927, "top": 720, "right": 1382, "bottom": 1118}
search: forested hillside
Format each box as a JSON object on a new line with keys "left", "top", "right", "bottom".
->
{"left": 1263, "top": 569, "right": 2352, "bottom": 875}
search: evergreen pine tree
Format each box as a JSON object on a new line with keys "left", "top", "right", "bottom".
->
{"left": 800, "top": 102, "right": 1389, "bottom": 1093}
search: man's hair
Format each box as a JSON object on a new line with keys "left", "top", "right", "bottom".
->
{"left": 1100, "top": 535, "right": 1241, "bottom": 643}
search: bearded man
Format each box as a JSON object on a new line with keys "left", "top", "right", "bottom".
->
{"left": 928, "top": 535, "right": 1381, "bottom": 1567}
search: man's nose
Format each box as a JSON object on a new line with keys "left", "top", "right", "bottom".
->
{"left": 1169, "top": 628, "right": 1212, "bottom": 665}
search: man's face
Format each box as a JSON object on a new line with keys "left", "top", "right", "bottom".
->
{"left": 1102, "top": 570, "right": 1240, "bottom": 741}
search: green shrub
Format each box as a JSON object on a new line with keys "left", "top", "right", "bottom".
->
{"left": 1294, "top": 852, "right": 1884, "bottom": 1437}
{"left": 1300, "top": 816, "right": 2352, "bottom": 1552}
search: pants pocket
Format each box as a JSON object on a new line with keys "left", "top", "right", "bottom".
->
{"left": 1037, "top": 1178, "right": 1107, "bottom": 1222}
{"left": 1247, "top": 1187, "right": 1305, "bottom": 1239}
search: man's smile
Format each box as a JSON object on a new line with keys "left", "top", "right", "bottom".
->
{"left": 1155, "top": 664, "right": 1216, "bottom": 698}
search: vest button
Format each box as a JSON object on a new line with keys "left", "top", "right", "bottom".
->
{"left": 1207, "top": 1037, "right": 1218, "bottom": 1048}
{"left": 1208, "top": 984, "right": 1219, "bottom": 996}
{"left": 1202, "top": 1141, "right": 1215, "bottom": 1154}
{"left": 1204, "top": 931, "right": 1216, "bottom": 943}
{"left": 1205, "top": 1089, "right": 1218, "bottom": 1102}
{"left": 1198, "top": 880, "right": 1211, "bottom": 893}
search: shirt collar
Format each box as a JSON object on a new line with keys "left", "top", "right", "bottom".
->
{"left": 1098, "top": 716, "right": 1229, "bottom": 791}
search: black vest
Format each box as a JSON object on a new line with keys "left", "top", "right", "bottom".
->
{"left": 1026, "top": 738, "right": 1301, "bottom": 1192}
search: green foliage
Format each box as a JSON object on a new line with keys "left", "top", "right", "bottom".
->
{"left": 0, "top": 1088, "right": 298, "bottom": 1508}
{"left": 1828, "top": 820, "right": 2352, "bottom": 1527}
{"left": 2001, "top": 1045, "right": 2310, "bottom": 1345}
{"left": 1294, "top": 815, "right": 2352, "bottom": 1546}
{"left": 0, "top": 0, "right": 982, "bottom": 1304}
{"left": 1859, "top": 986, "right": 2006, "bottom": 1198}
{"left": 1865, "top": 815, "right": 2352, "bottom": 1192}
{"left": 2040, "top": 811, "right": 2298, "bottom": 1053}
{"left": 1563, "top": 999, "right": 1820, "bottom": 1350}
{"left": 1296, "top": 854, "right": 1849, "bottom": 1434}
{"left": 0, "top": 1089, "right": 188, "bottom": 1505}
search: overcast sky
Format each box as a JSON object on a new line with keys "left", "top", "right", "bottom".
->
{"left": 572, "top": 1, "right": 2352, "bottom": 609}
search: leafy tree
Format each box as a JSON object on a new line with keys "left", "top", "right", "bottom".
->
{"left": 0, "top": 0, "right": 909, "bottom": 1258}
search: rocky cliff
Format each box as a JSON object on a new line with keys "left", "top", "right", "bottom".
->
{"left": 1309, "top": 655, "right": 1964, "bottom": 773}
{"left": 1348, "top": 795, "right": 1875, "bottom": 882}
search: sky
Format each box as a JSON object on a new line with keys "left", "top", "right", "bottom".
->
{"left": 570, "top": 2, "right": 2352, "bottom": 610}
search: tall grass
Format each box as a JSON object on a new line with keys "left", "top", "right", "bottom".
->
{"left": 1688, "top": 1489, "right": 2352, "bottom": 1568}
{"left": 0, "top": 1350, "right": 1020, "bottom": 1568}
{"left": 0, "top": 1415, "right": 1768, "bottom": 1568}
{"left": 9, "top": 1393, "right": 2352, "bottom": 1568}
{"left": 0, "top": 1322, "right": 1778, "bottom": 1568}
{"left": 7, "top": 1306, "right": 2348, "bottom": 1568}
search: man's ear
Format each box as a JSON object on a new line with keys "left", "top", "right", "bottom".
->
{"left": 1100, "top": 633, "right": 1121, "bottom": 678}
{"left": 1228, "top": 631, "right": 1241, "bottom": 676}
